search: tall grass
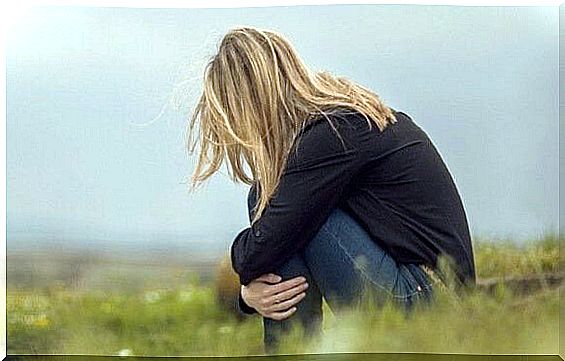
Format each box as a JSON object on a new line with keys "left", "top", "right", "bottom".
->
{"left": 275, "top": 280, "right": 559, "bottom": 355}
{"left": 7, "top": 234, "right": 561, "bottom": 356}
{"left": 473, "top": 234, "right": 559, "bottom": 279}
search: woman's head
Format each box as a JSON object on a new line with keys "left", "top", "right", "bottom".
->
{"left": 187, "top": 26, "right": 397, "bottom": 224}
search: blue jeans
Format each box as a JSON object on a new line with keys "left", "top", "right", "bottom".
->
{"left": 263, "top": 207, "right": 435, "bottom": 354}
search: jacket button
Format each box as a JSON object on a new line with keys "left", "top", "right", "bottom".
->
{"left": 254, "top": 229, "right": 261, "bottom": 237}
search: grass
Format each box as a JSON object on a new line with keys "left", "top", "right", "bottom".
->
{"left": 473, "top": 233, "right": 559, "bottom": 279}
{"left": 277, "top": 279, "right": 559, "bottom": 355}
{"left": 7, "top": 234, "right": 562, "bottom": 356}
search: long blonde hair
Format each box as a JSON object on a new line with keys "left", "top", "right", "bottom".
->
{"left": 187, "top": 26, "right": 397, "bottom": 225}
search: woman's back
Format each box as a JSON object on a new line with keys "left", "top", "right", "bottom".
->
{"left": 334, "top": 109, "right": 476, "bottom": 287}
{"left": 232, "top": 108, "right": 476, "bottom": 288}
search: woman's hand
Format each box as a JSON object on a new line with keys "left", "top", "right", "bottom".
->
{"left": 241, "top": 273, "right": 309, "bottom": 320}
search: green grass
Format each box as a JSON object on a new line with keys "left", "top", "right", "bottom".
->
{"left": 473, "top": 234, "right": 559, "bottom": 279}
{"left": 277, "top": 281, "right": 559, "bottom": 355}
{"left": 7, "top": 234, "right": 562, "bottom": 356}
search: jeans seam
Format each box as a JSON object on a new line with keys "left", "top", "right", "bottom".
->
{"left": 322, "top": 223, "right": 423, "bottom": 300}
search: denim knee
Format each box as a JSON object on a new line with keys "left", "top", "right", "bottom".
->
{"left": 263, "top": 253, "right": 323, "bottom": 354}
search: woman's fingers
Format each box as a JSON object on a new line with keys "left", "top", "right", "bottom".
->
{"left": 263, "top": 276, "right": 307, "bottom": 296}
{"left": 255, "top": 273, "right": 282, "bottom": 284}
{"left": 268, "top": 291, "right": 307, "bottom": 312}
{"left": 266, "top": 306, "right": 298, "bottom": 321}
{"left": 266, "top": 281, "right": 309, "bottom": 306}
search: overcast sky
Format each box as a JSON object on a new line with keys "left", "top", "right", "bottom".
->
{"left": 6, "top": 4, "right": 558, "bottom": 249}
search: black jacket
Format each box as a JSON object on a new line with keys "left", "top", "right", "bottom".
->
{"left": 230, "top": 108, "right": 476, "bottom": 314}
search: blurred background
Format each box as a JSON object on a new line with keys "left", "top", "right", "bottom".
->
{"left": 5, "top": 3, "right": 560, "bottom": 356}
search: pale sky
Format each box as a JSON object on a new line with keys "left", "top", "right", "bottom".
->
{"left": 6, "top": 4, "right": 558, "bottom": 249}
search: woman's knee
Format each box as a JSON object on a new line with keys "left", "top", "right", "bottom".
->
{"left": 273, "top": 253, "right": 312, "bottom": 280}
{"left": 270, "top": 253, "right": 322, "bottom": 308}
{"left": 264, "top": 253, "right": 323, "bottom": 331}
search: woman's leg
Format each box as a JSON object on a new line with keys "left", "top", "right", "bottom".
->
{"left": 262, "top": 253, "right": 323, "bottom": 354}
{"left": 262, "top": 207, "right": 435, "bottom": 353}
{"left": 302, "top": 207, "right": 434, "bottom": 313}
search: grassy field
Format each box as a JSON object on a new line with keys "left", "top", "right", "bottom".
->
{"left": 7, "top": 234, "right": 562, "bottom": 356}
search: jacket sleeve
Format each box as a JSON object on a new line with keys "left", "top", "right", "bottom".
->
{"left": 236, "top": 184, "right": 260, "bottom": 315}
{"left": 230, "top": 115, "right": 369, "bottom": 286}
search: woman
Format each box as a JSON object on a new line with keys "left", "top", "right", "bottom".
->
{"left": 188, "top": 26, "right": 476, "bottom": 354}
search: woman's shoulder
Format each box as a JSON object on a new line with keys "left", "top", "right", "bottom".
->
{"left": 301, "top": 107, "right": 373, "bottom": 131}
{"left": 297, "top": 108, "right": 363, "bottom": 142}
{"left": 302, "top": 107, "right": 411, "bottom": 138}
{"left": 287, "top": 107, "right": 415, "bottom": 169}
{"left": 288, "top": 109, "right": 366, "bottom": 165}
